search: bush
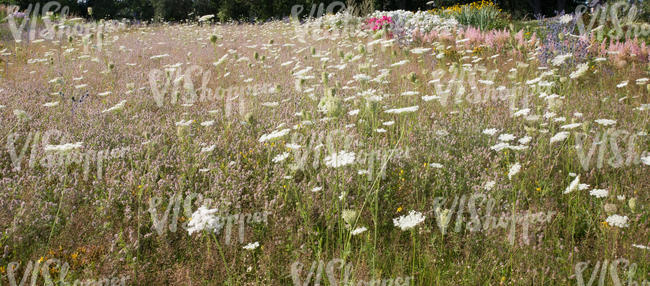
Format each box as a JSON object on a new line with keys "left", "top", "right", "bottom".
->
{"left": 431, "top": 0, "right": 508, "bottom": 30}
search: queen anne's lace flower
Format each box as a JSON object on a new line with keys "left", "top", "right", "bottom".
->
{"left": 605, "top": 214, "right": 629, "bottom": 228}
{"left": 393, "top": 210, "right": 426, "bottom": 231}
{"left": 324, "top": 151, "right": 356, "bottom": 168}
{"left": 187, "top": 206, "right": 223, "bottom": 235}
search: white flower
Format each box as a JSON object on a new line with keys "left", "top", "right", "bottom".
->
{"left": 187, "top": 206, "right": 223, "bottom": 235}
{"left": 198, "top": 14, "right": 215, "bottom": 22}
{"left": 324, "top": 151, "right": 356, "bottom": 168}
{"left": 311, "top": 186, "right": 322, "bottom": 192}
{"left": 201, "top": 120, "right": 215, "bottom": 127}
{"left": 429, "top": 163, "right": 443, "bottom": 169}
{"left": 569, "top": 63, "right": 589, "bottom": 79}
{"left": 595, "top": 119, "right": 616, "bottom": 126}
{"left": 551, "top": 53, "right": 572, "bottom": 66}
{"left": 401, "top": 91, "right": 419, "bottom": 96}
{"left": 391, "top": 60, "right": 409, "bottom": 67}
{"left": 383, "top": 121, "right": 395, "bottom": 126}
{"left": 376, "top": 128, "right": 387, "bottom": 133}
{"left": 393, "top": 210, "right": 426, "bottom": 231}
{"left": 175, "top": 119, "right": 194, "bottom": 126}
{"left": 43, "top": 101, "right": 59, "bottom": 107}
{"left": 102, "top": 100, "right": 126, "bottom": 113}
{"left": 410, "top": 47, "right": 431, "bottom": 54}
{"left": 561, "top": 123, "right": 582, "bottom": 130}
{"left": 150, "top": 54, "right": 169, "bottom": 60}
{"left": 272, "top": 152, "right": 290, "bottom": 163}
{"left": 484, "top": 181, "right": 496, "bottom": 191}
{"left": 259, "top": 129, "right": 290, "bottom": 143}
{"left": 490, "top": 142, "right": 512, "bottom": 152}
{"left": 498, "top": 134, "right": 516, "bottom": 142}
{"left": 589, "top": 189, "right": 608, "bottom": 198}
{"left": 513, "top": 108, "right": 530, "bottom": 117}
{"left": 286, "top": 143, "right": 301, "bottom": 150}
{"left": 558, "top": 14, "right": 573, "bottom": 24}
{"left": 482, "top": 128, "right": 499, "bottom": 136}
{"left": 605, "top": 214, "right": 629, "bottom": 228}
{"left": 201, "top": 145, "right": 216, "bottom": 153}
{"left": 351, "top": 227, "right": 368, "bottom": 236}
{"left": 508, "top": 163, "right": 521, "bottom": 180}
{"left": 578, "top": 183, "right": 590, "bottom": 191}
{"left": 616, "top": 81, "right": 628, "bottom": 88}
{"left": 641, "top": 155, "right": 650, "bottom": 166}
{"left": 384, "top": 105, "right": 419, "bottom": 114}
{"left": 564, "top": 175, "right": 580, "bottom": 194}
{"left": 243, "top": 242, "right": 259, "bottom": 250}
{"left": 632, "top": 244, "right": 649, "bottom": 250}
{"left": 44, "top": 142, "right": 83, "bottom": 153}
{"left": 550, "top": 131, "right": 570, "bottom": 144}
{"left": 518, "top": 136, "right": 532, "bottom": 145}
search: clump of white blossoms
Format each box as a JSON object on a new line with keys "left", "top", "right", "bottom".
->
{"left": 272, "top": 152, "right": 289, "bottom": 163}
{"left": 384, "top": 105, "right": 419, "bottom": 114}
{"left": 589, "top": 189, "right": 608, "bottom": 198}
{"left": 641, "top": 155, "right": 650, "bottom": 166}
{"left": 594, "top": 119, "right": 616, "bottom": 126}
{"left": 605, "top": 214, "right": 629, "bottom": 228}
{"left": 258, "top": 128, "right": 290, "bottom": 143}
{"left": 482, "top": 128, "right": 499, "bottom": 136}
{"left": 102, "top": 100, "right": 127, "bottom": 113}
{"left": 393, "top": 210, "right": 426, "bottom": 231}
{"left": 564, "top": 175, "right": 580, "bottom": 194}
{"left": 187, "top": 206, "right": 223, "bottom": 235}
{"left": 569, "top": 63, "right": 589, "bottom": 79}
{"left": 324, "top": 151, "right": 356, "bottom": 168}
{"left": 550, "top": 131, "right": 570, "bottom": 144}
{"left": 243, "top": 242, "right": 259, "bottom": 250}
{"left": 508, "top": 163, "right": 521, "bottom": 180}
{"left": 351, "top": 227, "right": 368, "bottom": 236}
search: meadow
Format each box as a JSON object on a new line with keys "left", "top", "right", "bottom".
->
{"left": 0, "top": 1, "right": 649, "bottom": 285}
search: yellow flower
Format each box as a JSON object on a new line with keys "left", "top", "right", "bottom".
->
{"left": 536, "top": 187, "right": 541, "bottom": 192}
{"left": 601, "top": 221, "right": 609, "bottom": 227}
{"left": 397, "top": 206, "right": 403, "bottom": 213}
{"left": 38, "top": 256, "right": 44, "bottom": 263}
{"left": 0, "top": 266, "right": 6, "bottom": 274}
{"left": 71, "top": 252, "right": 79, "bottom": 260}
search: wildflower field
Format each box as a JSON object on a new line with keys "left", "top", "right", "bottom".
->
{"left": 0, "top": 1, "right": 649, "bottom": 285}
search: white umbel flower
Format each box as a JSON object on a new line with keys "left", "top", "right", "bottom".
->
{"left": 482, "top": 128, "right": 499, "bottom": 136}
{"left": 393, "top": 210, "right": 426, "bottom": 231}
{"left": 569, "top": 63, "right": 589, "bottom": 79}
{"left": 102, "top": 100, "right": 126, "bottom": 113}
{"left": 589, "top": 189, "right": 608, "bottom": 198}
{"left": 242, "top": 241, "right": 259, "bottom": 250}
{"left": 259, "top": 129, "right": 290, "bottom": 143}
{"left": 272, "top": 152, "right": 290, "bottom": 163}
{"left": 563, "top": 175, "right": 580, "bottom": 194}
{"left": 594, "top": 119, "right": 616, "bottom": 126}
{"left": 641, "top": 155, "right": 650, "bottom": 166}
{"left": 605, "top": 214, "right": 629, "bottom": 228}
{"left": 324, "top": 151, "right": 356, "bottom": 168}
{"left": 187, "top": 206, "right": 222, "bottom": 235}
{"left": 550, "top": 131, "right": 570, "bottom": 144}
{"left": 384, "top": 105, "right": 419, "bottom": 114}
{"left": 508, "top": 163, "right": 521, "bottom": 180}
{"left": 351, "top": 227, "right": 368, "bottom": 236}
